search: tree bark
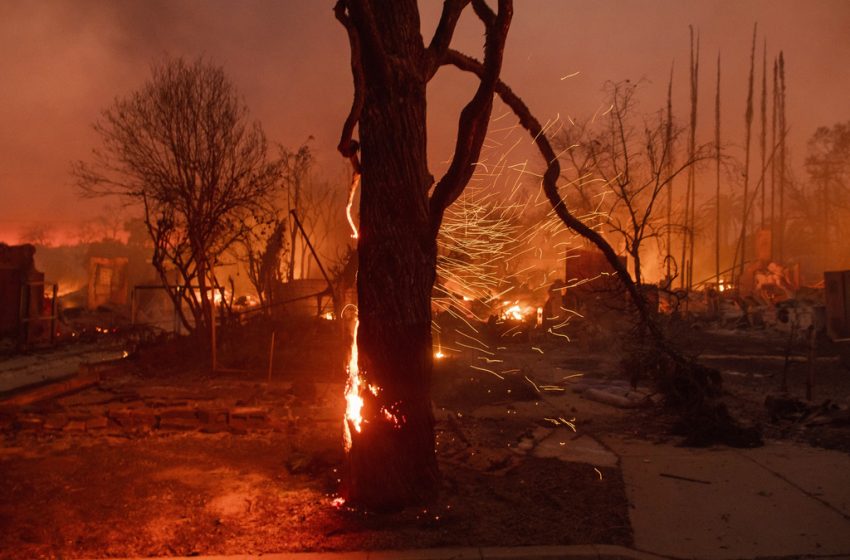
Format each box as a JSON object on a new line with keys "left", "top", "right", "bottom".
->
{"left": 340, "top": 0, "right": 438, "bottom": 511}
{"left": 336, "top": 0, "right": 510, "bottom": 511}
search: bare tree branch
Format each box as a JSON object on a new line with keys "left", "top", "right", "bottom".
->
{"left": 425, "top": 0, "right": 470, "bottom": 79}
{"left": 334, "top": 1, "right": 365, "bottom": 160}
{"left": 429, "top": 0, "right": 512, "bottom": 233}
{"left": 443, "top": 49, "right": 653, "bottom": 328}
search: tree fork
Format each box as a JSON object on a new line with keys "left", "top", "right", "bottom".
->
{"left": 335, "top": 0, "right": 512, "bottom": 510}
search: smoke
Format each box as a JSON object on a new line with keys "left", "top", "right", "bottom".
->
{"left": 1, "top": 0, "right": 848, "bottom": 246}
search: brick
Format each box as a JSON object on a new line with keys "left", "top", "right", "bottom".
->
{"left": 63, "top": 420, "right": 86, "bottom": 432}
{"left": 197, "top": 407, "right": 229, "bottom": 425}
{"left": 43, "top": 415, "right": 69, "bottom": 431}
{"left": 86, "top": 416, "right": 109, "bottom": 430}
{"left": 107, "top": 408, "right": 157, "bottom": 431}
{"left": 15, "top": 414, "right": 44, "bottom": 431}
{"left": 229, "top": 406, "right": 268, "bottom": 430}
{"left": 158, "top": 407, "right": 199, "bottom": 430}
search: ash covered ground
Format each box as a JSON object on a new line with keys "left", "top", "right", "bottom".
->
{"left": 1, "top": 307, "right": 849, "bottom": 559}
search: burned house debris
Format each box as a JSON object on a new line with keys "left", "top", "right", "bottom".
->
{"left": 3, "top": 2, "right": 850, "bottom": 559}
{"left": 0, "top": 243, "right": 56, "bottom": 349}
{"left": 87, "top": 256, "right": 129, "bottom": 310}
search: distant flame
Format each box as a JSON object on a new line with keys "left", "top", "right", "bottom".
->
{"left": 500, "top": 301, "right": 536, "bottom": 322}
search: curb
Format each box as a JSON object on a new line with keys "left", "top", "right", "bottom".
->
{"left": 0, "top": 357, "right": 125, "bottom": 406}
{"left": 102, "top": 544, "right": 671, "bottom": 560}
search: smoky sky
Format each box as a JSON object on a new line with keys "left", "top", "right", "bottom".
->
{"left": 1, "top": 0, "right": 848, "bottom": 242}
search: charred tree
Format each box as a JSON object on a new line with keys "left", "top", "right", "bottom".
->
{"left": 778, "top": 51, "right": 787, "bottom": 262}
{"left": 771, "top": 57, "right": 778, "bottom": 256}
{"left": 664, "top": 65, "right": 675, "bottom": 285}
{"left": 736, "top": 24, "right": 757, "bottom": 284}
{"left": 759, "top": 39, "right": 768, "bottom": 228}
{"left": 75, "top": 57, "right": 283, "bottom": 342}
{"left": 686, "top": 28, "right": 699, "bottom": 290}
{"left": 335, "top": 0, "right": 512, "bottom": 511}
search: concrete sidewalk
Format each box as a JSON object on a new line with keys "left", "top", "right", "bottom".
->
{"left": 106, "top": 438, "right": 850, "bottom": 560}
{"left": 604, "top": 436, "right": 850, "bottom": 559}
{"left": 108, "top": 544, "right": 668, "bottom": 560}
{"left": 0, "top": 344, "right": 125, "bottom": 394}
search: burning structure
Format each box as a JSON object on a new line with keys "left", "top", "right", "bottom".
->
{"left": 87, "top": 256, "right": 129, "bottom": 310}
{"left": 0, "top": 243, "right": 55, "bottom": 348}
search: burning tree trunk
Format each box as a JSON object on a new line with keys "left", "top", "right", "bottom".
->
{"left": 335, "top": 0, "right": 512, "bottom": 511}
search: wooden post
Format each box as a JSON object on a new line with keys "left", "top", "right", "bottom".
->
{"left": 806, "top": 325, "right": 816, "bottom": 401}
{"left": 130, "top": 286, "right": 137, "bottom": 326}
{"left": 210, "top": 298, "right": 217, "bottom": 372}
{"left": 267, "top": 331, "right": 276, "bottom": 382}
{"left": 50, "top": 283, "right": 58, "bottom": 344}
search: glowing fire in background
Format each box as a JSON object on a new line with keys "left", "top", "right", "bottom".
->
{"left": 500, "top": 301, "right": 535, "bottom": 322}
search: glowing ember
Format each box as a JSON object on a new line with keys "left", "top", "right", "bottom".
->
{"left": 321, "top": 311, "right": 334, "bottom": 320}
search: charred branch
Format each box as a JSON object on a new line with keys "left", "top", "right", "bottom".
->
{"left": 334, "top": 1, "right": 365, "bottom": 160}
{"left": 428, "top": 0, "right": 512, "bottom": 234}
{"left": 425, "top": 0, "right": 470, "bottom": 79}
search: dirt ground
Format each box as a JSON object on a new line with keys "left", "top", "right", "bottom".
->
{"left": 0, "top": 331, "right": 631, "bottom": 559}
{"left": 1, "top": 317, "right": 848, "bottom": 559}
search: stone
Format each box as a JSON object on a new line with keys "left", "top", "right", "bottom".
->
{"left": 43, "top": 415, "right": 69, "bottom": 431}
{"left": 197, "top": 407, "right": 229, "bottom": 425}
{"left": 15, "top": 414, "right": 44, "bottom": 431}
{"left": 107, "top": 407, "right": 158, "bottom": 431}
{"left": 533, "top": 433, "right": 619, "bottom": 468}
{"left": 63, "top": 420, "right": 86, "bottom": 432}
{"left": 158, "top": 407, "right": 199, "bottom": 430}
{"left": 229, "top": 407, "right": 268, "bottom": 430}
{"left": 85, "top": 416, "right": 109, "bottom": 430}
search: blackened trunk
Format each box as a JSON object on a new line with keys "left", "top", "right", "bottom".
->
{"left": 342, "top": 1, "right": 439, "bottom": 510}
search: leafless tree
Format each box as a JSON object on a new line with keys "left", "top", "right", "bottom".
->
{"left": 734, "top": 24, "right": 758, "bottom": 283}
{"left": 18, "top": 223, "right": 54, "bottom": 247}
{"left": 556, "top": 81, "right": 708, "bottom": 286}
{"left": 240, "top": 218, "right": 287, "bottom": 310}
{"left": 74, "top": 56, "right": 283, "bottom": 341}
{"left": 805, "top": 121, "right": 850, "bottom": 269}
{"left": 279, "top": 144, "right": 313, "bottom": 281}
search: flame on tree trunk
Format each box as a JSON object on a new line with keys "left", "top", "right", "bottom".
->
{"left": 342, "top": 73, "right": 439, "bottom": 508}
{"left": 334, "top": 0, "right": 512, "bottom": 510}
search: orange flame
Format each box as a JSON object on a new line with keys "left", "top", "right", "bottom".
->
{"left": 344, "top": 317, "right": 363, "bottom": 451}
{"left": 346, "top": 172, "right": 360, "bottom": 239}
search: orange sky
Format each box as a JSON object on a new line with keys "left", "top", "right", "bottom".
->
{"left": 1, "top": 0, "right": 848, "bottom": 244}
